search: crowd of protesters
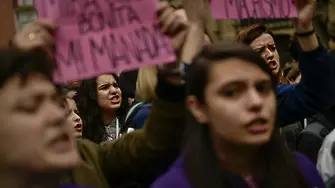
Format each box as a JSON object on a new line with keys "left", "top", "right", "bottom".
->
{"left": 1, "top": 0, "right": 335, "bottom": 188}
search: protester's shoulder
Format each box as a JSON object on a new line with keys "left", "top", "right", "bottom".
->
{"left": 134, "top": 104, "right": 150, "bottom": 120}
{"left": 77, "top": 139, "right": 99, "bottom": 149}
{"left": 276, "top": 84, "right": 296, "bottom": 95}
{"left": 295, "top": 152, "right": 315, "bottom": 167}
{"left": 295, "top": 152, "right": 325, "bottom": 187}
{"left": 77, "top": 139, "right": 102, "bottom": 161}
{"left": 150, "top": 156, "right": 191, "bottom": 188}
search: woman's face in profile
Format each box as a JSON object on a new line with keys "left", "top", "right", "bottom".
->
{"left": 190, "top": 58, "right": 276, "bottom": 146}
{"left": 66, "top": 98, "right": 82, "bottom": 138}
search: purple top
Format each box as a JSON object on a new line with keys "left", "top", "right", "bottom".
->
{"left": 59, "top": 185, "right": 91, "bottom": 188}
{"left": 150, "top": 152, "right": 325, "bottom": 188}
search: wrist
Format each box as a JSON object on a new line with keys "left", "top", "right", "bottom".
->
{"left": 296, "top": 23, "right": 314, "bottom": 33}
{"left": 157, "top": 63, "right": 186, "bottom": 85}
{"left": 188, "top": 21, "right": 205, "bottom": 29}
{"left": 157, "top": 63, "right": 185, "bottom": 77}
{"left": 295, "top": 28, "right": 315, "bottom": 38}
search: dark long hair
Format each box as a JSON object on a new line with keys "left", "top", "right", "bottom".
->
{"left": 184, "top": 41, "right": 309, "bottom": 188}
{"left": 76, "top": 73, "right": 128, "bottom": 143}
{"left": 0, "top": 48, "right": 52, "bottom": 88}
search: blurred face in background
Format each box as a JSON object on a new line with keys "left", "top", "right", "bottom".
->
{"left": 0, "top": 73, "right": 79, "bottom": 173}
{"left": 96, "top": 74, "right": 122, "bottom": 113}
{"left": 66, "top": 98, "right": 82, "bottom": 138}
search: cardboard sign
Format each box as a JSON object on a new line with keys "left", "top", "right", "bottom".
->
{"left": 34, "top": 0, "right": 175, "bottom": 83}
{"left": 210, "top": 0, "right": 297, "bottom": 20}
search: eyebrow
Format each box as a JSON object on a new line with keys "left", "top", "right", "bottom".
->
{"left": 97, "top": 80, "right": 117, "bottom": 86}
{"left": 253, "top": 46, "right": 265, "bottom": 51}
{"left": 97, "top": 82, "right": 108, "bottom": 86}
{"left": 97, "top": 82, "right": 110, "bottom": 86}
{"left": 21, "top": 86, "right": 58, "bottom": 101}
{"left": 218, "top": 78, "right": 271, "bottom": 87}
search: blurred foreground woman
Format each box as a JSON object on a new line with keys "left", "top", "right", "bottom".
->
{"left": 0, "top": 2, "right": 189, "bottom": 188}
{"left": 151, "top": 41, "right": 325, "bottom": 188}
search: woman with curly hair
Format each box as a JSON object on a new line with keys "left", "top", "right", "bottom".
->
{"left": 76, "top": 74, "right": 128, "bottom": 144}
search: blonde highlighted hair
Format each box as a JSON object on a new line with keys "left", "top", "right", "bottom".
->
{"left": 136, "top": 66, "right": 158, "bottom": 101}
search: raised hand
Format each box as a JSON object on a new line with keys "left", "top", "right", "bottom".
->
{"left": 180, "top": 0, "right": 207, "bottom": 63}
{"left": 296, "top": 0, "right": 317, "bottom": 31}
{"left": 12, "top": 19, "right": 56, "bottom": 55}
{"left": 182, "top": 0, "right": 207, "bottom": 26}
{"left": 157, "top": 1, "right": 188, "bottom": 55}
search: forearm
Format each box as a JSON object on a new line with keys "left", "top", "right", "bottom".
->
{"left": 100, "top": 74, "right": 186, "bottom": 185}
{"left": 296, "top": 24, "right": 319, "bottom": 51}
{"left": 180, "top": 23, "right": 205, "bottom": 63}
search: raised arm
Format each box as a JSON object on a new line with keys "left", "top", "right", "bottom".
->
{"left": 99, "top": 1, "right": 206, "bottom": 186}
{"left": 277, "top": 0, "right": 335, "bottom": 126}
{"left": 100, "top": 73, "right": 186, "bottom": 186}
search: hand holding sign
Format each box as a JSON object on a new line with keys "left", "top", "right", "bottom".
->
{"left": 157, "top": 1, "right": 188, "bottom": 69}
{"left": 12, "top": 19, "right": 56, "bottom": 55}
{"left": 34, "top": 0, "right": 176, "bottom": 84}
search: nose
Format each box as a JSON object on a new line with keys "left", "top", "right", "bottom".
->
{"left": 73, "top": 113, "right": 81, "bottom": 122}
{"left": 264, "top": 48, "right": 274, "bottom": 60}
{"left": 246, "top": 89, "right": 263, "bottom": 112}
{"left": 108, "top": 85, "right": 118, "bottom": 94}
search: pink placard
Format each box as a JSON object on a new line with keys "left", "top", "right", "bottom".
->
{"left": 210, "top": 0, "right": 297, "bottom": 20}
{"left": 34, "top": 0, "right": 176, "bottom": 84}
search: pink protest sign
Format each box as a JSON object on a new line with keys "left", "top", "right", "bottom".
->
{"left": 210, "top": 0, "right": 297, "bottom": 20}
{"left": 34, "top": 0, "right": 176, "bottom": 84}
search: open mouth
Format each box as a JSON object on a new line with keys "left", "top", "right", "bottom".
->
{"left": 109, "top": 95, "right": 120, "bottom": 104}
{"left": 267, "top": 60, "right": 278, "bottom": 70}
{"left": 74, "top": 124, "right": 82, "bottom": 132}
{"left": 50, "top": 133, "right": 73, "bottom": 152}
{"left": 246, "top": 118, "right": 269, "bottom": 134}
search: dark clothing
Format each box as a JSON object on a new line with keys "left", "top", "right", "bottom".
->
{"left": 119, "top": 70, "right": 138, "bottom": 99}
{"left": 297, "top": 114, "right": 335, "bottom": 163}
{"left": 277, "top": 44, "right": 335, "bottom": 126}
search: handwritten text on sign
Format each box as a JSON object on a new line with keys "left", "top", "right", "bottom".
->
{"left": 210, "top": 0, "right": 297, "bottom": 20}
{"left": 34, "top": 0, "right": 175, "bottom": 83}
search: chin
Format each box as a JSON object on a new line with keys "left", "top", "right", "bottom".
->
{"left": 47, "top": 149, "right": 80, "bottom": 171}
{"left": 31, "top": 150, "right": 80, "bottom": 173}
{"left": 109, "top": 103, "right": 121, "bottom": 109}
{"left": 74, "top": 132, "right": 82, "bottom": 138}
{"left": 245, "top": 133, "right": 272, "bottom": 146}
{"left": 272, "top": 69, "right": 280, "bottom": 76}
{"left": 242, "top": 131, "right": 272, "bottom": 146}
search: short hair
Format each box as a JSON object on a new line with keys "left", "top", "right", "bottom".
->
{"left": 236, "top": 24, "right": 274, "bottom": 45}
{"left": 0, "top": 48, "right": 53, "bottom": 88}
